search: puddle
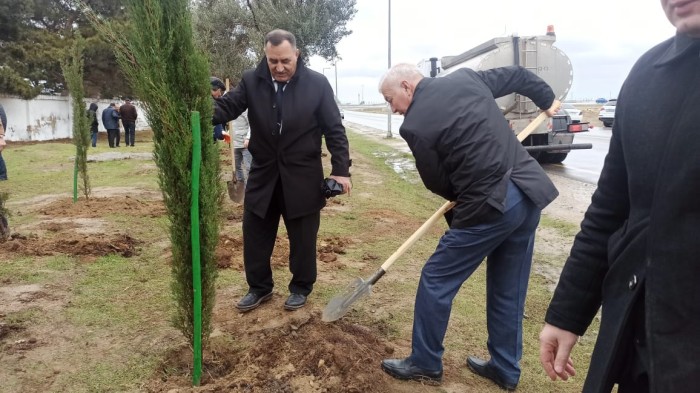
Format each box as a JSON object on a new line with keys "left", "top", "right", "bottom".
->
{"left": 371, "top": 151, "right": 419, "bottom": 183}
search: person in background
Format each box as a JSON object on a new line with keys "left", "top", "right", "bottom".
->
{"left": 539, "top": 1, "right": 700, "bottom": 392}
{"left": 231, "top": 109, "right": 251, "bottom": 187}
{"left": 210, "top": 77, "right": 229, "bottom": 142}
{"left": 101, "top": 103, "right": 121, "bottom": 148}
{"left": 120, "top": 98, "right": 138, "bottom": 147}
{"left": 377, "top": 63, "right": 560, "bottom": 389}
{"left": 87, "top": 103, "right": 99, "bottom": 147}
{"left": 0, "top": 103, "right": 7, "bottom": 180}
{"left": 213, "top": 29, "right": 351, "bottom": 312}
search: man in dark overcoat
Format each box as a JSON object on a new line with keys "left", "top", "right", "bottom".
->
{"left": 213, "top": 29, "right": 351, "bottom": 312}
{"left": 539, "top": 1, "right": 700, "bottom": 391}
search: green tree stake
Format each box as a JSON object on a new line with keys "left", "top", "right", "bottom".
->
{"left": 190, "top": 111, "right": 203, "bottom": 386}
{"left": 73, "top": 160, "right": 78, "bottom": 203}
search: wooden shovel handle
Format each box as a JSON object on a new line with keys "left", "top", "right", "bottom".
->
{"left": 516, "top": 112, "right": 549, "bottom": 142}
{"left": 379, "top": 200, "right": 456, "bottom": 271}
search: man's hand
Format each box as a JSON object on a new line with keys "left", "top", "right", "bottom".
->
{"left": 539, "top": 323, "right": 578, "bottom": 381}
{"left": 329, "top": 175, "right": 351, "bottom": 195}
{"left": 544, "top": 99, "right": 562, "bottom": 117}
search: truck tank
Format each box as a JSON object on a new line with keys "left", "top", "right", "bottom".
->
{"left": 418, "top": 27, "right": 591, "bottom": 164}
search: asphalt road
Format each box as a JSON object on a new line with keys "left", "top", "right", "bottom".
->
{"left": 343, "top": 109, "right": 611, "bottom": 185}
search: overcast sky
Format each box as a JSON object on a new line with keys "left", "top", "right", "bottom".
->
{"left": 307, "top": 0, "right": 677, "bottom": 104}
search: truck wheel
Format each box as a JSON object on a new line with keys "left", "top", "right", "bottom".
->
{"left": 538, "top": 152, "right": 569, "bottom": 164}
{"left": 527, "top": 151, "right": 542, "bottom": 161}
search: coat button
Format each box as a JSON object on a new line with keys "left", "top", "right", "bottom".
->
{"left": 628, "top": 275, "right": 637, "bottom": 290}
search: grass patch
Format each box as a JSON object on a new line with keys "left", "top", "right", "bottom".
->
{"left": 540, "top": 215, "right": 580, "bottom": 238}
{"left": 0, "top": 129, "right": 596, "bottom": 392}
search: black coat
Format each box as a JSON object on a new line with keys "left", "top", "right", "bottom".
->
{"left": 545, "top": 34, "right": 700, "bottom": 392}
{"left": 0, "top": 103, "right": 6, "bottom": 130}
{"left": 87, "top": 103, "right": 98, "bottom": 133}
{"left": 400, "top": 66, "right": 558, "bottom": 228}
{"left": 213, "top": 58, "right": 350, "bottom": 219}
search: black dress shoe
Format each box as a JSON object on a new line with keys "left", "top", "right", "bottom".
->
{"left": 236, "top": 291, "right": 273, "bottom": 312}
{"left": 283, "top": 293, "right": 307, "bottom": 310}
{"left": 381, "top": 358, "right": 442, "bottom": 385}
{"left": 466, "top": 356, "right": 517, "bottom": 391}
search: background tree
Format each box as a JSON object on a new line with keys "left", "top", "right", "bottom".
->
{"left": 192, "top": 0, "right": 262, "bottom": 85}
{"left": 61, "top": 33, "right": 92, "bottom": 200}
{"left": 245, "top": 0, "right": 357, "bottom": 62}
{"left": 191, "top": 0, "right": 357, "bottom": 83}
{"left": 0, "top": 0, "right": 132, "bottom": 98}
{"left": 83, "top": 0, "right": 223, "bottom": 345}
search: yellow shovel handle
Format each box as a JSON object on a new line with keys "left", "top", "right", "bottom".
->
{"left": 379, "top": 200, "right": 456, "bottom": 271}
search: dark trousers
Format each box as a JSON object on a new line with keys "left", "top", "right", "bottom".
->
{"left": 123, "top": 122, "right": 136, "bottom": 146}
{"left": 0, "top": 151, "right": 7, "bottom": 180}
{"left": 242, "top": 178, "right": 320, "bottom": 296}
{"left": 409, "top": 181, "right": 540, "bottom": 384}
{"left": 107, "top": 129, "right": 119, "bottom": 148}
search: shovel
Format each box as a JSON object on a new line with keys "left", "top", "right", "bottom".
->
{"left": 226, "top": 136, "right": 245, "bottom": 203}
{"left": 322, "top": 200, "right": 456, "bottom": 322}
{"left": 516, "top": 111, "right": 550, "bottom": 142}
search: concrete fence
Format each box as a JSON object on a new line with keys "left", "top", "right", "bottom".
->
{"left": 0, "top": 95, "right": 149, "bottom": 142}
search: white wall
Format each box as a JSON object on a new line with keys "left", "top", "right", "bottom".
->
{"left": 0, "top": 95, "right": 150, "bottom": 142}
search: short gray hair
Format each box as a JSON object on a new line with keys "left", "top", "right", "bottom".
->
{"left": 378, "top": 63, "right": 424, "bottom": 92}
{"left": 265, "top": 29, "right": 297, "bottom": 48}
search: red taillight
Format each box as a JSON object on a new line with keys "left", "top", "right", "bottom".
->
{"left": 568, "top": 123, "right": 589, "bottom": 132}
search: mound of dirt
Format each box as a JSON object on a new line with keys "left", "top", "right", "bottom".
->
{"left": 146, "top": 309, "right": 395, "bottom": 393}
{"left": 38, "top": 195, "right": 166, "bottom": 218}
{"left": 1, "top": 232, "right": 141, "bottom": 258}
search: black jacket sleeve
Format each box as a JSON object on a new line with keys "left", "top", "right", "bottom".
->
{"left": 545, "top": 112, "right": 630, "bottom": 335}
{"left": 213, "top": 74, "right": 249, "bottom": 125}
{"left": 477, "top": 66, "right": 556, "bottom": 110}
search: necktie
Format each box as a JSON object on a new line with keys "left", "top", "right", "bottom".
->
{"left": 275, "top": 81, "right": 284, "bottom": 135}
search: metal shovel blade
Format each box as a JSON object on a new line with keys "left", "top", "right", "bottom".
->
{"left": 322, "top": 277, "right": 373, "bottom": 322}
{"left": 227, "top": 179, "right": 244, "bottom": 203}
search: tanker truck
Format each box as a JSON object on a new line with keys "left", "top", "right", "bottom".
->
{"left": 417, "top": 26, "right": 591, "bottom": 164}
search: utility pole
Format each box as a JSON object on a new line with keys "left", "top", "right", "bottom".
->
{"left": 334, "top": 61, "right": 338, "bottom": 101}
{"left": 387, "top": 0, "right": 392, "bottom": 138}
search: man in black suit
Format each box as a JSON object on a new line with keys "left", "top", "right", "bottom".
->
{"left": 213, "top": 29, "right": 351, "bottom": 312}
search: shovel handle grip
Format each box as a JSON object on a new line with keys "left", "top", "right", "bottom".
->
{"left": 379, "top": 200, "right": 456, "bottom": 272}
{"left": 516, "top": 111, "right": 549, "bottom": 142}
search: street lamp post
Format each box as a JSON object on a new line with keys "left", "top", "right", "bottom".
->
{"left": 387, "top": 0, "right": 392, "bottom": 138}
{"left": 333, "top": 62, "right": 338, "bottom": 101}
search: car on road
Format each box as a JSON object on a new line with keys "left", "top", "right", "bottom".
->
{"left": 598, "top": 99, "right": 617, "bottom": 127}
{"left": 339, "top": 107, "right": 344, "bottom": 119}
{"left": 561, "top": 103, "right": 582, "bottom": 123}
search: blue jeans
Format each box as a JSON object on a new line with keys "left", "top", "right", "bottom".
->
{"left": 234, "top": 148, "right": 252, "bottom": 184}
{"left": 91, "top": 131, "right": 98, "bottom": 147}
{"left": 409, "top": 181, "right": 540, "bottom": 385}
{"left": 0, "top": 151, "right": 6, "bottom": 180}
